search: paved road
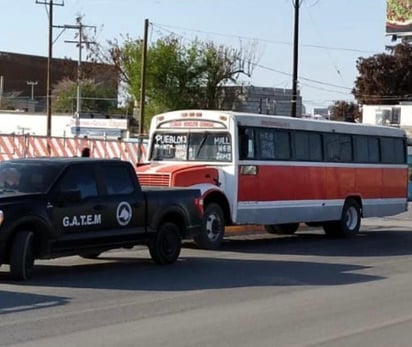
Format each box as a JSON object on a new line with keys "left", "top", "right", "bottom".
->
{"left": 0, "top": 207, "right": 411, "bottom": 347}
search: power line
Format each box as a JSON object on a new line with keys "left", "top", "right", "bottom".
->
{"left": 254, "top": 63, "right": 352, "bottom": 90}
{"left": 151, "top": 22, "right": 354, "bottom": 92}
{"left": 151, "top": 22, "right": 375, "bottom": 54}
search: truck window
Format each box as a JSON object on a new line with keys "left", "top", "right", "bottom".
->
{"left": 59, "top": 166, "right": 98, "bottom": 199}
{"left": 101, "top": 165, "right": 134, "bottom": 195}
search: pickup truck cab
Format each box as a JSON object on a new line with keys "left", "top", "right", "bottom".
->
{"left": 0, "top": 158, "right": 203, "bottom": 280}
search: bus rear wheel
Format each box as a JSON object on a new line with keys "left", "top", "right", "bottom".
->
{"left": 323, "top": 199, "right": 361, "bottom": 237}
{"left": 194, "top": 203, "right": 225, "bottom": 250}
{"left": 264, "top": 223, "right": 300, "bottom": 235}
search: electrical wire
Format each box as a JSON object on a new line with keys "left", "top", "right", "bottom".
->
{"left": 149, "top": 22, "right": 410, "bottom": 103}
{"left": 151, "top": 22, "right": 375, "bottom": 54}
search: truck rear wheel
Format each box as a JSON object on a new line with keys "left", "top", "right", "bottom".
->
{"left": 149, "top": 222, "right": 181, "bottom": 265}
{"left": 194, "top": 203, "right": 225, "bottom": 250}
{"left": 10, "top": 231, "right": 35, "bottom": 281}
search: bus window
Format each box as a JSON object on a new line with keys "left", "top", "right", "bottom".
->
{"left": 239, "top": 127, "right": 255, "bottom": 160}
{"left": 381, "top": 137, "right": 406, "bottom": 164}
{"left": 354, "top": 135, "right": 380, "bottom": 163}
{"left": 324, "top": 133, "right": 352, "bottom": 162}
{"left": 256, "top": 128, "right": 291, "bottom": 160}
{"left": 295, "top": 131, "right": 322, "bottom": 161}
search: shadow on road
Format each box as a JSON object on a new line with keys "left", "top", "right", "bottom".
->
{"left": 216, "top": 228, "right": 412, "bottom": 257}
{"left": 0, "top": 255, "right": 382, "bottom": 291}
{"left": 2, "top": 227, "right": 410, "bottom": 290}
{"left": 0, "top": 290, "right": 69, "bottom": 315}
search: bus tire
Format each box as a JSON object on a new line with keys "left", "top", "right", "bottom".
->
{"left": 10, "top": 231, "right": 35, "bottom": 281}
{"left": 305, "top": 222, "right": 322, "bottom": 227}
{"left": 149, "top": 222, "right": 181, "bottom": 265}
{"left": 264, "top": 223, "right": 300, "bottom": 235}
{"left": 194, "top": 203, "right": 225, "bottom": 250}
{"left": 79, "top": 252, "right": 102, "bottom": 259}
{"left": 323, "top": 199, "right": 361, "bottom": 237}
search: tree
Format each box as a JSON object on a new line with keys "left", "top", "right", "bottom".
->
{"left": 199, "top": 41, "right": 257, "bottom": 109}
{"left": 330, "top": 101, "right": 361, "bottom": 122}
{"left": 89, "top": 33, "right": 257, "bottom": 131}
{"left": 52, "top": 78, "right": 116, "bottom": 113}
{"left": 352, "top": 42, "right": 412, "bottom": 105}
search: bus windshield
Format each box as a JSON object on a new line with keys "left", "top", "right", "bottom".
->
{"left": 150, "top": 131, "right": 232, "bottom": 162}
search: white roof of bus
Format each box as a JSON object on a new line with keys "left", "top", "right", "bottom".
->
{"left": 154, "top": 110, "right": 407, "bottom": 138}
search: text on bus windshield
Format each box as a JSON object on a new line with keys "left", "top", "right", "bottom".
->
{"left": 151, "top": 132, "right": 232, "bottom": 162}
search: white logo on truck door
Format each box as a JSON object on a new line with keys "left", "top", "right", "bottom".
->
{"left": 117, "top": 201, "right": 132, "bottom": 226}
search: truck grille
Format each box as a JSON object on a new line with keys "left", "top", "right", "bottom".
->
{"left": 137, "top": 174, "right": 171, "bottom": 187}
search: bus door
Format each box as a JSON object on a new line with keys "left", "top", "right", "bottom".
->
{"left": 237, "top": 127, "right": 260, "bottom": 223}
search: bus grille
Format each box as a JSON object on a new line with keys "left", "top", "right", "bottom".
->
{"left": 137, "top": 174, "right": 171, "bottom": 187}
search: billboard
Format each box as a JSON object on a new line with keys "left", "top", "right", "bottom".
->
{"left": 386, "top": 0, "right": 412, "bottom": 34}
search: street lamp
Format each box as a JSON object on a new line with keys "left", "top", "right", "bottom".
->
{"left": 26, "top": 81, "right": 38, "bottom": 100}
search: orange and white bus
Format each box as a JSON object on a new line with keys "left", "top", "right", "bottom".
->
{"left": 136, "top": 110, "right": 409, "bottom": 249}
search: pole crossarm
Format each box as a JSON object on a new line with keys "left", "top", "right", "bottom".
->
{"left": 35, "top": 0, "right": 64, "bottom": 5}
{"left": 62, "top": 18, "right": 97, "bottom": 116}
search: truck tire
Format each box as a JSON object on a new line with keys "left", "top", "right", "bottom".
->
{"left": 149, "top": 222, "right": 181, "bottom": 265}
{"left": 323, "top": 199, "right": 361, "bottom": 237}
{"left": 264, "top": 223, "right": 300, "bottom": 235}
{"left": 194, "top": 203, "right": 225, "bottom": 250}
{"left": 10, "top": 231, "right": 35, "bottom": 281}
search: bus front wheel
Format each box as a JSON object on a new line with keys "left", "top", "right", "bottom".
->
{"left": 194, "top": 203, "right": 225, "bottom": 250}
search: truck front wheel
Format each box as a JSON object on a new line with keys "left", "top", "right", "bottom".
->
{"left": 149, "top": 222, "right": 181, "bottom": 265}
{"left": 194, "top": 203, "right": 225, "bottom": 250}
{"left": 10, "top": 231, "right": 35, "bottom": 281}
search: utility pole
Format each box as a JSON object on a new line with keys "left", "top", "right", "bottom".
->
{"left": 26, "top": 81, "right": 38, "bottom": 100}
{"left": 139, "top": 18, "right": 149, "bottom": 136}
{"left": 137, "top": 18, "right": 149, "bottom": 164}
{"left": 291, "top": 0, "right": 301, "bottom": 118}
{"left": 36, "top": 0, "right": 64, "bottom": 137}
{"left": 0, "top": 76, "right": 3, "bottom": 108}
{"left": 60, "top": 17, "right": 96, "bottom": 116}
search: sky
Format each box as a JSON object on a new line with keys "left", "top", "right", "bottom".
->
{"left": 1, "top": 0, "right": 395, "bottom": 113}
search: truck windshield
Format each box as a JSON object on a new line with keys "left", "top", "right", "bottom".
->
{"left": 151, "top": 131, "right": 232, "bottom": 162}
{"left": 0, "top": 162, "right": 61, "bottom": 193}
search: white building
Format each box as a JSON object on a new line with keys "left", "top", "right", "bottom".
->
{"left": 362, "top": 103, "right": 412, "bottom": 141}
{"left": 0, "top": 111, "right": 129, "bottom": 139}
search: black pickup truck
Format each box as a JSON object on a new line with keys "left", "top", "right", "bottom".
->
{"left": 0, "top": 158, "right": 203, "bottom": 280}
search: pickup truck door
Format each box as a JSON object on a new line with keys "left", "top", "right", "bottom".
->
{"left": 49, "top": 163, "right": 103, "bottom": 236}
{"left": 96, "top": 163, "right": 146, "bottom": 234}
